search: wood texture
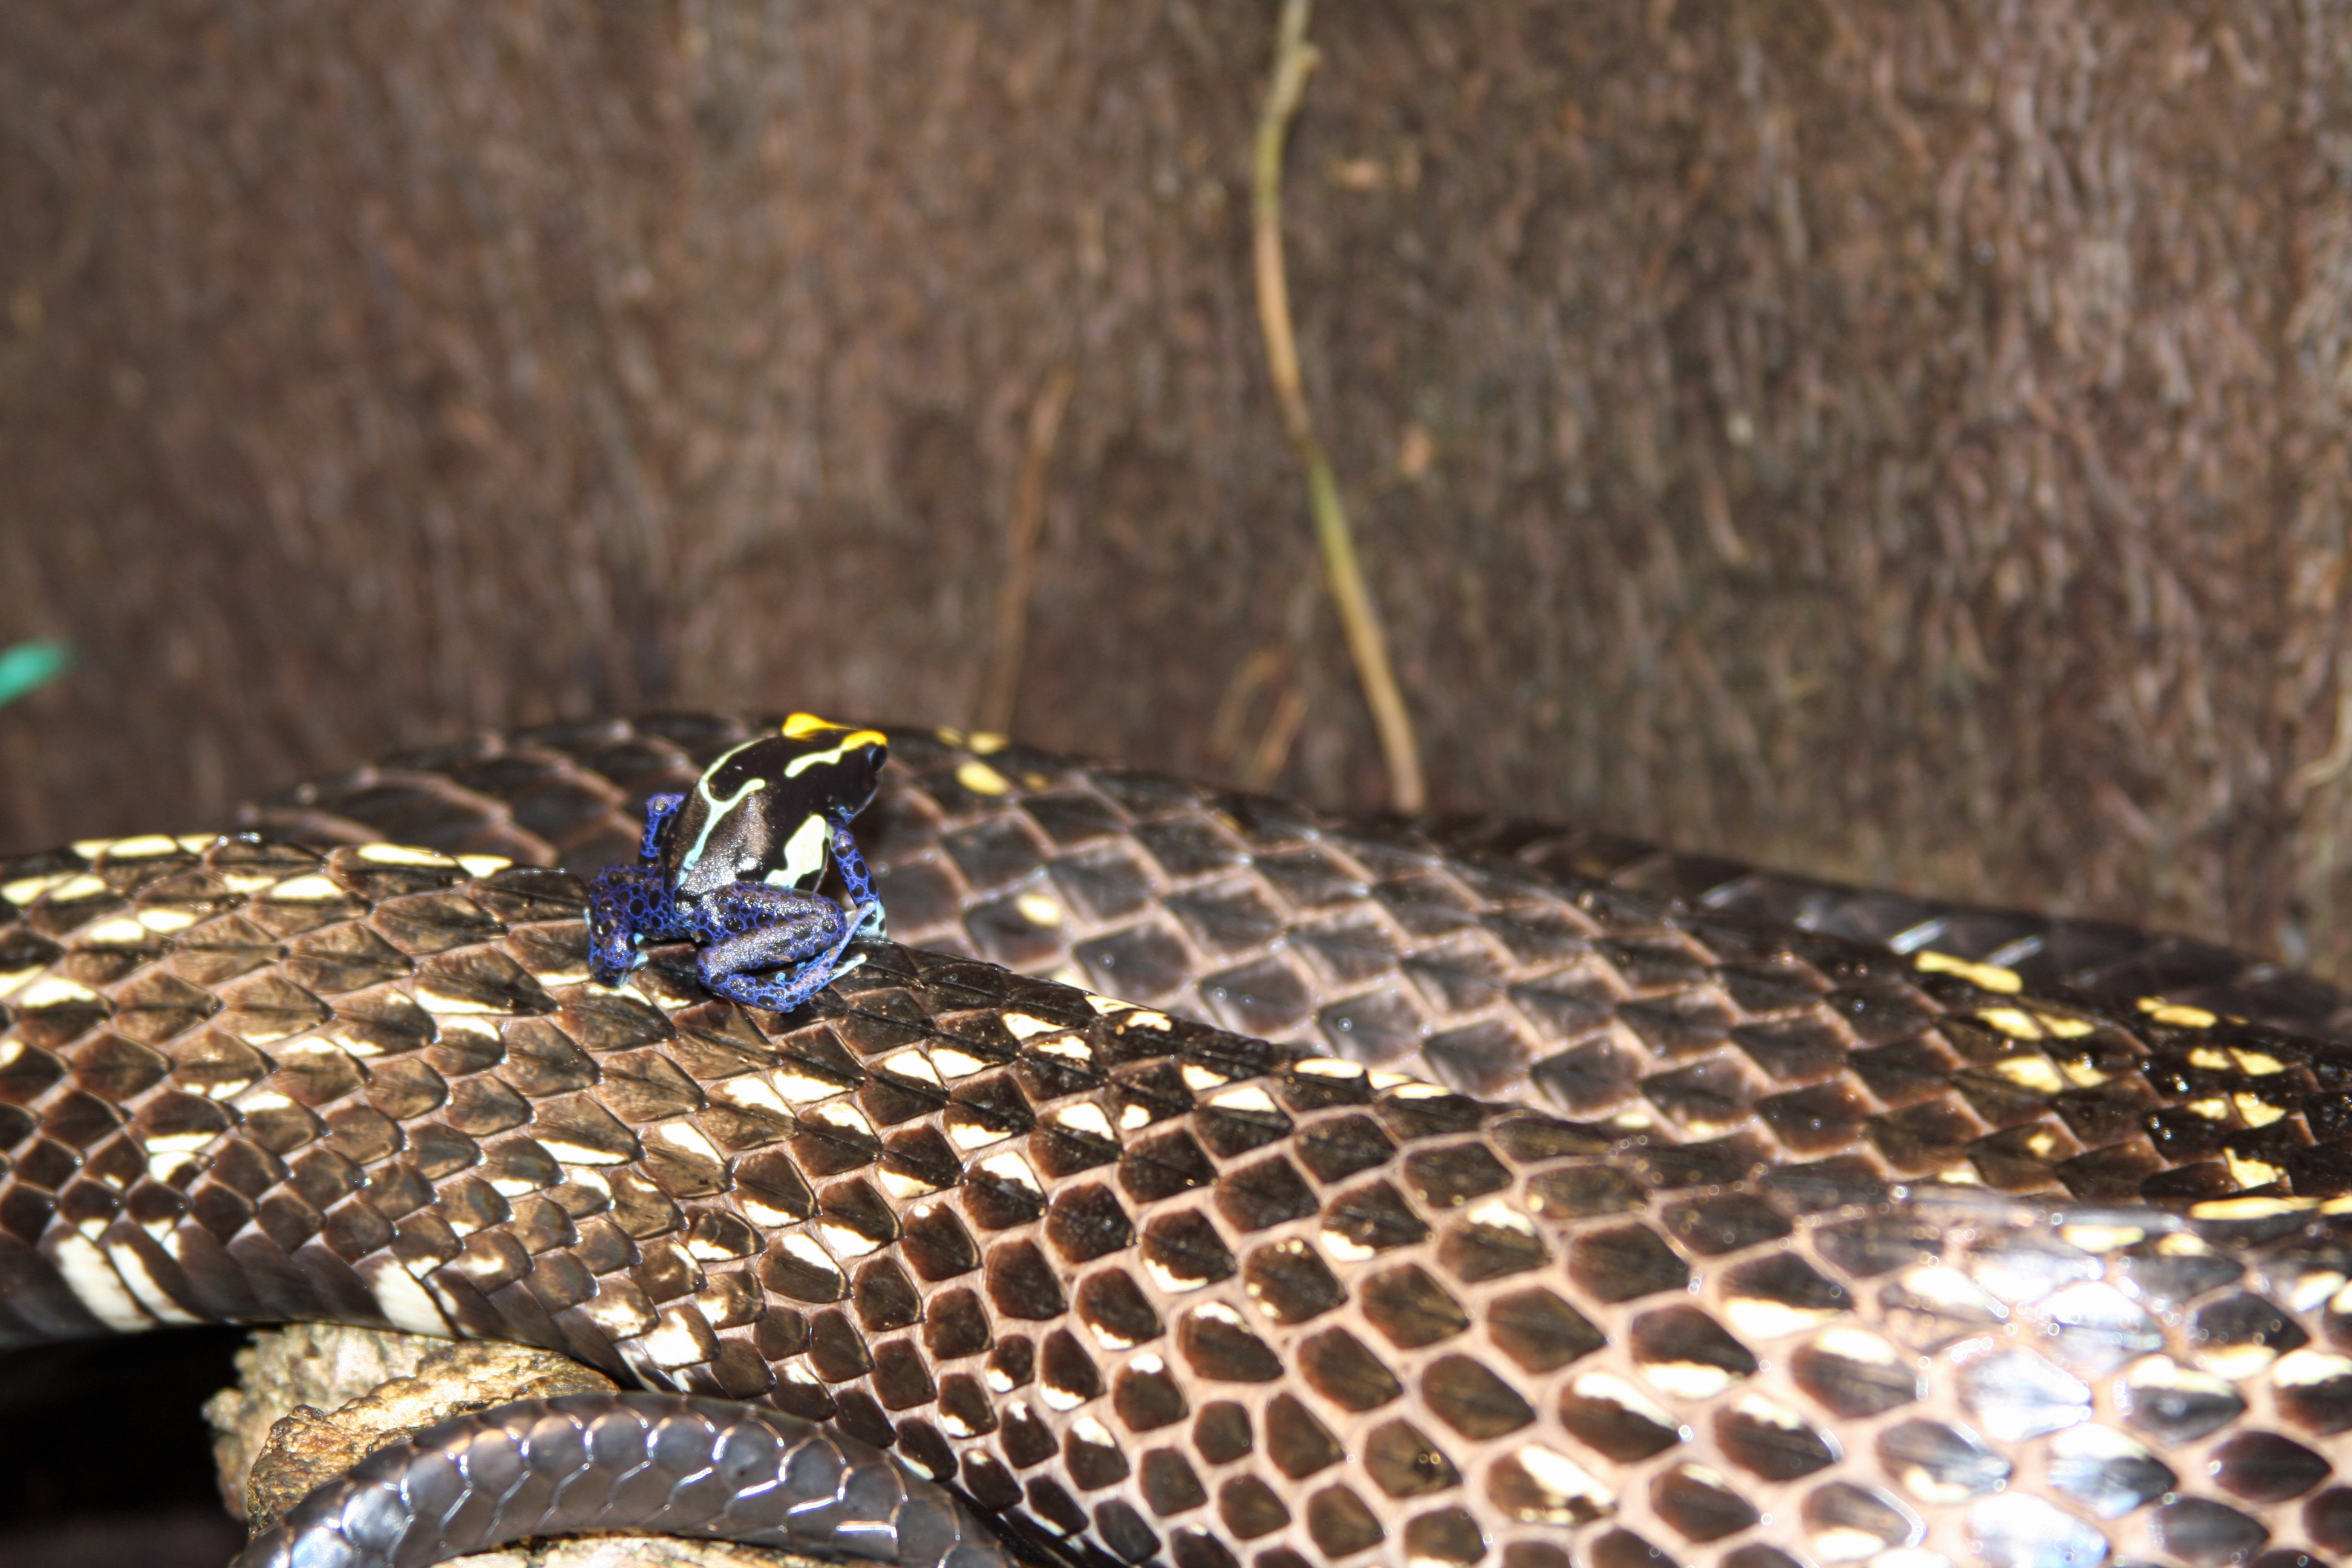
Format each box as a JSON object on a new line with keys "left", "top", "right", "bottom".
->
{"left": 2, "top": 2, "right": 2349, "bottom": 984}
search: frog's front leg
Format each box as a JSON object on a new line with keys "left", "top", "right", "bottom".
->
{"left": 832, "top": 821, "right": 887, "bottom": 939}
{"left": 637, "top": 792, "right": 685, "bottom": 863}
{"left": 587, "top": 863, "right": 690, "bottom": 985}
{"left": 686, "top": 883, "right": 864, "bottom": 1011}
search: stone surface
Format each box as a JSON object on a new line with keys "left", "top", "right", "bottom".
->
{"left": 208, "top": 1326, "right": 618, "bottom": 1531}
{"left": 205, "top": 1324, "right": 853, "bottom": 1567}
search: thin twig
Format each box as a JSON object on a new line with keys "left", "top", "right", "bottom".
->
{"left": 1209, "top": 647, "right": 1285, "bottom": 764}
{"left": 1242, "top": 685, "right": 1310, "bottom": 794}
{"left": 1252, "top": 0, "right": 1423, "bottom": 812}
{"left": 2295, "top": 654, "right": 2352, "bottom": 796}
{"left": 979, "top": 364, "right": 1077, "bottom": 734}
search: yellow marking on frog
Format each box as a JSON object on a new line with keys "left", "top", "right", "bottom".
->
{"left": 2189, "top": 1047, "right": 2233, "bottom": 1071}
{"left": 1976, "top": 1007, "right": 2043, "bottom": 1040}
{"left": 1015, "top": 893, "right": 1062, "bottom": 927}
{"left": 967, "top": 731, "right": 1009, "bottom": 755}
{"left": 760, "top": 815, "right": 831, "bottom": 890}
{"left": 785, "top": 739, "right": 883, "bottom": 777}
{"left": 2140, "top": 997, "right": 2219, "bottom": 1028}
{"left": 2232, "top": 1093, "right": 2288, "bottom": 1128}
{"left": 358, "top": 844, "right": 459, "bottom": 867}
{"left": 1916, "top": 950, "right": 2022, "bottom": 993}
{"left": 782, "top": 712, "right": 865, "bottom": 742}
{"left": 1993, "top": 1056, "right": 2067, "bottom": 1095}
{"left": 2229, "top": 1048, "right": 2288, "bottom": 1077}
{"left": 956, "top": 760, "right": 1011, "bottom": 796}
{"left": 682, "top": 740, "right": 768, "bottom": 871}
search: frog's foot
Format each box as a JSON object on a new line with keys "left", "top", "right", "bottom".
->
{"left": 587, "top": 864, "right": 683, "bottom": 986}
{"left": 636, "top": 792, "right": 685, "bottom": 863}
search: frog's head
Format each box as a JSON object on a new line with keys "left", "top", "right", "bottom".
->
{"left": 664, "top": 715, "right": 889, "bottom": 897}
{"left": 768, "top": 712, "right": 889, "bottom": 814}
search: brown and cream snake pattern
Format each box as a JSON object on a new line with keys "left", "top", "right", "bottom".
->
{"left": 8, "top": 714, "right": 2352, "bottom": 1568}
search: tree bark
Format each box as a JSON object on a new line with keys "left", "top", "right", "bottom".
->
{"left": 2, "top": 2, "right": 2348, "bottom": 975}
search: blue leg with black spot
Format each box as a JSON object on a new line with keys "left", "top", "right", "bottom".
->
{"left": 638, "top": 793, "right": 684, "bottom": 862}
{"left": 687, "top": 882, "right": 860, "bottom": 1011}
{"left": 587, "top": 863, "right": 690, "bottom": 985}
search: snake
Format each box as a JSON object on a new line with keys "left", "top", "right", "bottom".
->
{"left": 8, "top": 712, "right": 2352, "bottom": 1568}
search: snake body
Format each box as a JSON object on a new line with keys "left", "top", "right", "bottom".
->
{"left": 8, "top": 715, "right": 2352, "bottom": 1568}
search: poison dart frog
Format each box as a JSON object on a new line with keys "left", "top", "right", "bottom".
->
{"left": 587, "top": 713, "right": 889, "bottom": 1011}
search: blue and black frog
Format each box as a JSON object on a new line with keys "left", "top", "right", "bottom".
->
{"left": 587, "top": 714, "right": 889, "bottom": 1011}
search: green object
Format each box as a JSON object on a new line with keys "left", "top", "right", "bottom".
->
{"left": 0, "top": 639, "right": 71, "bottom": 708}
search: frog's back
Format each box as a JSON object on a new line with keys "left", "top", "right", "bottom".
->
{"left": 662, "top": 726, "right": 887, "bottom": 899}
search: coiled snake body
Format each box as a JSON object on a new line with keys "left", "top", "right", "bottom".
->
{"left": 8, "top": 714, "right": 2352, "bottom": 1568}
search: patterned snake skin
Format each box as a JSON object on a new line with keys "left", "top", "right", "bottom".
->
{"left": 240, "top": 714, "right": 2352, "bottom": 1045}
{"left": 5, "top": 715, "right": 2352, "bottom": 1568}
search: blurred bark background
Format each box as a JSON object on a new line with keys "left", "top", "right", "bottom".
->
{"left": 4, "top": 0, "right": 2351, "bottom": 982}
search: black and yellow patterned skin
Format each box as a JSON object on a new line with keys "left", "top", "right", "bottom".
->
{"left": 586, "top": 715, "right": 889, "bottom": 1013}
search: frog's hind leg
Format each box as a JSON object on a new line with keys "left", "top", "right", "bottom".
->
{"left": 688, "top": 883, "right": 860, "bottom": 1012}
{"left": 587, "top": 864, "right": 686, "bottom": 985}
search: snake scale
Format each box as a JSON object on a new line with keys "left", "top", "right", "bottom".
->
{"left": 10, "top": 713, "right": 2352, "bottom": 1568}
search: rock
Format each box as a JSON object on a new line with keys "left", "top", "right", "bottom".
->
{"left": 204, "top": 1324, "right": 846, "bottom": 1568}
